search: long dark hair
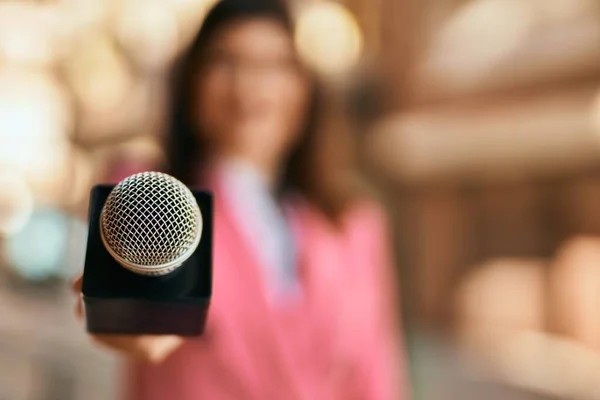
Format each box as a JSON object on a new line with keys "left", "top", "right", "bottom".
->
{"left": 166, "top": 0, "right": 357, "bottom": 220}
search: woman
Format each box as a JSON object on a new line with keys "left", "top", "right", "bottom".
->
{"left": 73, "top": 0, "right": 407, "bottom": 398}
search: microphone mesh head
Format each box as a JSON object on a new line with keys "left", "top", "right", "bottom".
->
{"left": 100, "top": 171, "right": 202, "bottom": 276}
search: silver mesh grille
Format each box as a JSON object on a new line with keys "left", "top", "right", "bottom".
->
{"left": 100, "top": 171, "right": 202, "bottom": 276}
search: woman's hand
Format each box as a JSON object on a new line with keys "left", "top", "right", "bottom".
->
{"left": 72, "top": 275, "right": 184, "bottom": 364}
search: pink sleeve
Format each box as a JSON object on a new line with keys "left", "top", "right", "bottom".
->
{"left": 346, "top": 204, "right": 411, "bottom": 400}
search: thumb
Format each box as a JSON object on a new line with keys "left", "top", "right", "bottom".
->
{"left": 72, "top": 275, "right": 84, "bottom": 319}
{"left": 72, "top": 275, "right": 83, "bottom": 293}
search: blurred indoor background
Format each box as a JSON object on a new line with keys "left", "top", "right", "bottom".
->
{"left": 1, "top": 0, "right": 600, "bottom": 399}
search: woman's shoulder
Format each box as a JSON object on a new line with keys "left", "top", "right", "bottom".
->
{"left": 336, "top": 178, "right": 390, "bottom": 233}
{"left": 344, "top": 196, "right": 388, "bottom": 222}
{"left": 290, "top": 192, "right": 389, "bottom": 236}
{"left": 341, "top": 196, "right": 391, "bottom": 240}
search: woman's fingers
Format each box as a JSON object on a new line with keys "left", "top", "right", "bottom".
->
{"left": 71, "top": 272, "right": 183, "bottom": 363}
{"left": 136, "top": 336, "right": 185, "bottom": 363}
{"left": 91, "top": 335, "right": 184, "bottom": 364}
{"left": 72, "top": 274, "right": 84, "bottom": 319}
{"left": 72, "top": 275, "right": 83, "bottom": 293}
{"left": 75, "top": 297, "right": 84, "bottom": 319}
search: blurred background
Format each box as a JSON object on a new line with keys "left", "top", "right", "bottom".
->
{"left": 1, "top": 0, "right": 600, "bottom": 399}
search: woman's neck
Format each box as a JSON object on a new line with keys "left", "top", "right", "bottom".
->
{"left": 210, "top": 155, "right": 281, "bottom": 190}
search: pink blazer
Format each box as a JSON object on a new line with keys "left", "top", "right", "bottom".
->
{"left": 125, "top": 175, "right": 408, "bottom": 400}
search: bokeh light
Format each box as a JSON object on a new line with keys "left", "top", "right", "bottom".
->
{"left": 591, "top": 88, "right": 600, "bottom": 134}
{"left": 54, "top": 0, "right": 108, "bottom": 33}
{"left": 0, "top": 67, "right": 72, "bottom": 171}
{"left": 550, "top": 237, "right": 600, "bottom": 350}
{"left": 530, "top": 0, "right": 600, "bottom": 25}
{"left": 115, "top": 0, "right": 179, "bottom": 71}
{"left": 0, "top": 170, "right": 34, "bottom": 237}
{"left": 4, "top": 208, "right": 87, "bottom": 282}
{"left": 295, "top": 1, "right": 363, "bottom": 76}
{"left": 66, "top": 33, "right": 131, "bottom": 115}
{"left": 65, "top": 33, "right": 148, "bottom": 142}
{"left": 65, "top": 148, "right": 95, "bottom": 208}
{"left": 169, "top": 0, "right": 219, "bottom": 50}
{"left": 25, "top": 145, "right": 95, "bottom": 208}
{"left": 420, "top": 0, "right": 536, "bottom": 88}
{"left": 0, "top": 2, "right": 57, "bottom": 66}
{"left": 0, "top": 67, "right": 71, "bottom": 139}
{"left": 0, "top": 66, "right": 90, "bottom": 206}
{"left": 456, "top": 258, "right": 547, "bottom": 338}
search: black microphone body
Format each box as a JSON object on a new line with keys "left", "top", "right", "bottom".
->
{"left": 81, "top": 183, "right": 213, "bottom": 336}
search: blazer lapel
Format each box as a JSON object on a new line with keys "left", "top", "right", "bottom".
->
{"left": 209, "top": 179, "right": 309, "bottom": 399}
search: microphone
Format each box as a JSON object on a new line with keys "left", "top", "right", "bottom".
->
{"left": 81, "top": 172, "right": 213, "bottom": 336}
{"left": 100, "top": 172, "right": 203, "bottom": 277}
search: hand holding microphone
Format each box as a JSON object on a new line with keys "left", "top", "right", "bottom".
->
{"left": 73, "top": 172, "right": 213, "bottom": 362}
{"left": 72, "top": 275, "right": 184, "bottom": 363}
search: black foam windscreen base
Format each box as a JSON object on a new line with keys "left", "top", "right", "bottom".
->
{"left": 81, "top": 185, "right": 213, "bottom": 336}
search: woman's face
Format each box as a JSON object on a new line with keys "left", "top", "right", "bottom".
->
{"left": 194, "top": 18, "right": 311, "bottom": 171}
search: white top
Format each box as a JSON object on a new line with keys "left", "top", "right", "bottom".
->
{"left": 215, "top": 159, "right": 300, "bottom": 301}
